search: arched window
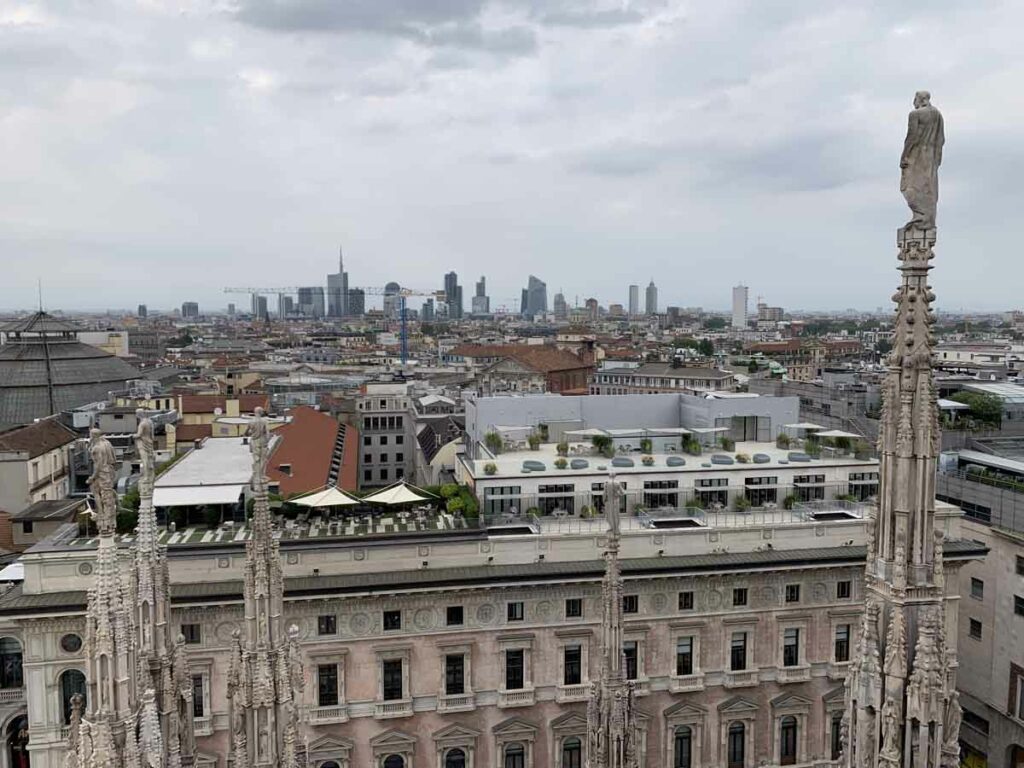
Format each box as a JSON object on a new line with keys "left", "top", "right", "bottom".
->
{"left": 674, "top": 726, "right": 692, "bottom": 768}
{"left": 504, "top": 742, "right": 526, "bottom": 768}
{"left": 383, "top": 756, "right": 404, "bottom": 768}
{"left": 727, "top": 722, "right": 745, "bottom": 768}
{"left": 321, "top": 762, "right": 341, "bottom": 768}
{"left": 830, "top": 712, "right": 843, "bottom": 760}
{"left": 562, "top": 737, "right": 582, "bottom": 768}
{"left": 60, "top": 669, "right": 87, "bottom": 725}
{"left": 445, "top": 748, "right": 466, "bottom": 768}
{"left": 780, "top": 716, "right": 798, "bottom": 766}
{"left": 0, "top": 638, "right": 23, "bottom": 689}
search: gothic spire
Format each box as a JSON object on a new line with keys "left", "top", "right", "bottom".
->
{"left": 842, "top": 93, "right": 959, "bottom": 768}
{"left": 227, "top": 408, "right": 306, "bottom": 768}
{"left": 586, "top": 474, "right": 639, "bottom": 768}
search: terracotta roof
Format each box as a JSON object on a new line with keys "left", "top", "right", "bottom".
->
{"left": 454, "top": 344, "right": 590, "bottom": 373}
{"left": 266, "top": 406, "right": 341, "bottom": 496}
{"left": 0, "top": 418, "right": 77, "bottom": 458}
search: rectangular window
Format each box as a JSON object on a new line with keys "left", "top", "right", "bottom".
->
{"left": 1015, "top": 595, "right": 1024, "bottom": 617}
{"left": 679, "top": 591, "right": 694, "bottom": 611}
{"left": 383, "top": 610, "right": 402, "bottom": 631}
{"left": 446, "top": 605, "right": 464, "bottom": 626}
{"left": 507, "top": 601, "right": 524, "bottom": 622}
{"left": 565, "top": 598, "right": 583, "bottom": 618}
{"left": 379, "top": 453, "right": 388, "bottom": 463}
{"left": 395, "top": 452, "right": 404, "bottom": 463}
{"left": 505, "top": 649, "right": 525, "bottom": 690}
{"left": 835, "top": 624, "right": 850, "bottom": 663}
{"left": 379, "top": 468, "right": 388, "bottom": 481}
{"left": 623, "top": 641, "right": 639, "bottom": 680}
{"left": 317, "top": 614, "right": 337, "bottom": 636}
{"left": 380, "top": 436, "right": 388, "bottom": 445}
{"left": 181, "top": 623, "right": 201, "bottom": 644}
{"left": 363, "top": 453, "right": 372, "bottom": 464}
{"left": 733, "top": 588, "right": 748, "bottom": 607}
{"left": 969, "top": 618, "right": 982, "bottom": 640}
{"left": 564, "top": 645, "right": 582, "bottom": 685}
{"left": 396, "top": 435, "right": 404, "bottom": 445}
{"left": 970, "top": 578, "right": 984, "bottom": 600}
{"left": 676, "top": 637, "right": 694, "bottom": 676}
{"left": 445, "top": 654, "right": 465, "bottom": 696}
{"left": 22, "top": 521, "right": 33, "bottom": 535}
{"left": 1017, "top": 556, "right": 1024, "bottom": 576}
{"left": 837, "top": 580, "right": 852, "bottom": 599}
{"left": 317, "top": 663, "right": 339, "bottom": 707}
{"left": 363, "top": 435, "right": 371, "bottom": 446}
{"left": 363, "top": 469, "right": 372, "bottom": 481}
{"left": 785, "top": 584, "right": 800, "bottom": 603}
{"left": 192, "top": 675, "right": 205, "bottom": 717}
{"left": 783, "top": 627, "right": 800, "bottom": 667}
{"left": 382, "top": 659, "right": 403, "bottom": 700}
{"left": 730, "top": 632, "right": 747, "bottom": 671}
{"left": 623, "top": 595, "right": 639, "bottom": 614}
{"left": 830, "top": 714, "right": 843, "bottom": 760}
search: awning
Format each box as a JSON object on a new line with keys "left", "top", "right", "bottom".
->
{"left": 815, "top": 429, "right": 861, "bottom": 439}
{"left": 564, "top": 428, "right": 608, "bottom": 438}
{"left": 361, "top": 481, "right": 436, "bottom": 505}
{"left": 0, "top": 562, "right": 24, "bottom": 582}
{"left": 938, "top": 399, "right": 971, "bottom": 411}
{"left": 153, "top": 485, "right": 245, "bottom": 508}
{"left": 689, "top": 427, "right": 730, "bottom": 434}
{"left": 291, "top": 487, "right": 360, "bottom": 508}
{"left": 783, "top": 422, "right": 827, "bottom": 430}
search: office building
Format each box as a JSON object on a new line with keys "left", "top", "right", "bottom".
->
{"left": 250, "top": 292, "right": 262, "bottom": 316}
{"left": 732, "top": 284, "right": 749, "bottom": 329}
{"left": 591, "top": 363, "right": 737, "bottom": 396}
{"left": 255, "top": 295, "right": 268, "bottom": 321}
{"left": 137, "top": 304, "right": 147, "bottom": 318}
{"left": 522, "top": 275, "right": 547, "bottom": 319}
{"left": 298, "top": 286, "right": 326, "bottom": 319}
{"left": 421, "top": 299, "right": 435, "bottom": 322}
{"left": 443, "top": 272, "right": 463, "bottom": 320}
{"left": 553, "top": 292, "right": 568, "bottom": 321}
{"left": 383, "top": 282, "right": 402, "bottom": 319}
{"left": 628, "top": 284, "right": 639, "bottom": 317}
{"left": 645, "top": 280, "right": 658, "bottom": 315}
{"left": 472, "top": 276, "right": 490, "bottom": 315}
{"left": 226, "top": 303, "right": 235, "bottom": 317}
{"left": 328, "top": 246, "right": 349, "bottom": 318}
{"left": 181, "top": 301, "right": 199, "bottom": 318}
{"left": 279, "top": 295, "right": 295, "bottom": 318}
{"left": 347, "top": 288, "right": 366, "bottom": 317}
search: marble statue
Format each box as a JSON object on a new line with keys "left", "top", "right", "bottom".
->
{"left": 86, "top": 428, "right": 117, "bottom": 534}
{"left": 604, "top": 474, "right": 622, "bottom": 539}
{"left": 900, "top": 90, "right": 944, "bottom": 230}
{"left": 247, "top": 406, "right": 270, "bottom": 479}
{"left": 134, "top": 409, "right": 155, "bottom": 474}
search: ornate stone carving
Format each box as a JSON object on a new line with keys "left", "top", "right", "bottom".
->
{"left": 900, "top": 91, "right": 944, "bottom": 231}
{"left": 86, "top": 428, "right": 117, "bottom": 535}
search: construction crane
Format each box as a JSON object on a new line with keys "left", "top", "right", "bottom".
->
{"left": 224, "top": 285, "right": 442, "bottom": 364}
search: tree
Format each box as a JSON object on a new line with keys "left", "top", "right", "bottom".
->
{"left": 697, "top": 339, "right": 715, "bottom": 357}
{"left": 951, "top": 391, "right": 1002, "bottom": 427}
{"left": 876, "top": 339, "right": 893, "bottom": 355}
{"left": 702, "top": 317, "right": 726, "bottom": 331}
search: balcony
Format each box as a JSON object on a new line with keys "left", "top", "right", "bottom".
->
{"left": 669, "top": 673, "right": 706, "bottom": 693}
{"left": 0, "top": 688, "right": 25, "bottom": 705}
{"left": 828, "top": 662, "right": 850, "bottom": 681}
{"left": 437, "top": 693, "right": 475, "bottom": 712}
{"left": 498, "top": 688, "right": 536, "bottom": 708}
{"left": 777, "top": 665, "right": 812, "bottom": 684}
{"left": 557, "top": 684, "right": 590, "bottom": 703}
{"left": 375, "top": 699, "right": 413, "bottom": 719}
{"left": 723, "top": 669, "right": 760, "bottom": 689}
{"left": 309, "top": 705, "right": 349, "bottom": 724}
{"left": 194, "top": 717, "right": 213, "bottom": 736}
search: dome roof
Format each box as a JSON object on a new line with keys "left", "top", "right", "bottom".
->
{"left": 0, "top": 312, "right": 141, "bottom": 429}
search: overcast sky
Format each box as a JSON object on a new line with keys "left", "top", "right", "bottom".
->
{"left": 2, "top": 0, "right": 1022, "bottom": 313}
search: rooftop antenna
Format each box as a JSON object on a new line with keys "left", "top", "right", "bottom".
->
{"left": 37, "top": 279, "right": 43, "bottom": 312}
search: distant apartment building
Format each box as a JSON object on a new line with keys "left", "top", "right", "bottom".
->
{"left": 934, "top": 342, "right": 1016, "bottom": 373}
{"left": 181, "top": 302, "right": 199, "bottom": 318}
{"left": 471, "top": 276, "right": 490, "bottom": 315}
{"left": 645, "top": 280, "right": 658, "bottom": 315}
{"left": 356, "top": 382, "right": 414, "bottom": 488}
{"left": 0, "top": 418, "right": 77, "bottom": 517}
{"left": 450, "top": 344, "right": 594, "bottom": 395}
{"left": 731, "top": 285, "right": 748, "bottom": 329}
{"left": 297, "top": 286, "right": 326, "bottom": 319}
{"left": 591, "top": 362, "right": 736, "bottom": 396}
{"left": 137, "top": 304, "right": 147, "bottom": 318}
{"left": 628, "top": 284, "right": 639, "bottom": 316}
{"left": 347, "top": 288, "right": 366, "bottom": 317}
{"left": 553, "top": 292, "right": 568, "bottom": 320}
{"left": 521, "top": 275, "right": 547, "bottom": 319}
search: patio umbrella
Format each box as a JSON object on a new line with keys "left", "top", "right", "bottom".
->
{"left": 814, "top": 429, "right": 861, "bottom": 439}
{"left": 291, "top": 486, "right": 360, "bottom": 508}
{"left": 361, "top": 481, "right": 435, "bottom": 506}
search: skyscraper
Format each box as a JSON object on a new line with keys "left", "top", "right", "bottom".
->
{"left": 328, "top": 245, "right": 349, "bottom": 317}
{"left": 553, "top": 292, "right": 568, "bottom": 320}
{"left": 181, "top": 302, "right": 199, "bottom": 318}
{"left": 522, "top": 275, "right": 547, "bottom": 319}
{"left": 347, "top": 288, "right": 365, "bottom": 316}
{"left": 731, "top": 284, "right": 749, "bottom": 329}
{"left": 383, "top": 282, "right": 402, "bottom": 319}
{"left": 226, "top": 303, "right": 235, "bottom": 317}
{"left": 137, "top": 304, "right": 147, "bottom": 318}
{"left": 444, "top": 271, "right": 463, "bottom": 319}
{"left": 421, "top": 298, "right": 435, "bottom": 322}
{"left": 472, "top": 275, "right": 490, "bottom": 315}
{"left": 628, "top": 285, "right": 639, "bottom": 317}
{"left": 298, "top": 286, "right": 326, "bottom": 318}
{"left": 255, "top": 295, "right": 268, "bottom": 321}
{"left": 645, "top": 280, "right": 658, "bottom": 315}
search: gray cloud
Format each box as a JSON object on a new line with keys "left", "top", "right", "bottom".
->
{"left": 1, "top": 0, "right": 1023, "bottom": 313}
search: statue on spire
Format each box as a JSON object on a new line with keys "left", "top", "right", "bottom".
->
{"left": 900, "top": 91, "right": 944, "bottom": 231}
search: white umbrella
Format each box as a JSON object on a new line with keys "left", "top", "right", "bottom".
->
{"left": 783, "top": 422, "right": 827, "bottom": 431}
{"left": 291, "top": 486, "right": 360, "bottom": 508}
{"left": 361, "top": 481, "right": 435, "bottom": 506}
{"left": 814, "top": 429, "right": 861, "bottom": 439}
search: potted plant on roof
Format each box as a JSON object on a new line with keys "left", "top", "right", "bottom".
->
{"left": 554, "top": 457, "right": 568, "bottom": 470}
{"left": 484, "top": 430, "right": 503, "bottom": 455}
{"left": 639, "top": 437, "right": 653, "bottom": 454}
{"left": 527, "top": 432, "right": 542, "bottom": 451}
{"left": 483, "top": 462, "right": 497, "bottom": 476}
{"left": 641, "top": 455, "right": 655, "bottom": 467}
{"left": 556, "top": 441, "right": 569, "bottom": 457}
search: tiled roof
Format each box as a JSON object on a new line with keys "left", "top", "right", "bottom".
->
{"left": 0, "top": 418, "right": 77, "bottom": 458}
{"left": 178, "top": 394, "right": 269, "bottom": 414}
{"left": 266, "top": 406, "right": 340, "bottom": 496}
{"left": 10, "top": 498, "right": 86, "bottom": 521}
{"left": 453, "top": 344, "right": 589, "bottom": 373}
{"left": 628, "top": 362, "right": 734, "bottom": 379}
{"left": 174, "top": 424, "right": 212, "bottom": 442}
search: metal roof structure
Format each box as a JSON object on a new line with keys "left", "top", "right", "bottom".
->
{"left": 963, "top": 381, "right": 1024, "bottom": 404}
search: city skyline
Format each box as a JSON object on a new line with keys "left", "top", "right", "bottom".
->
{"left": 2, "top": 3, "right": 1024, "bottom": 312}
